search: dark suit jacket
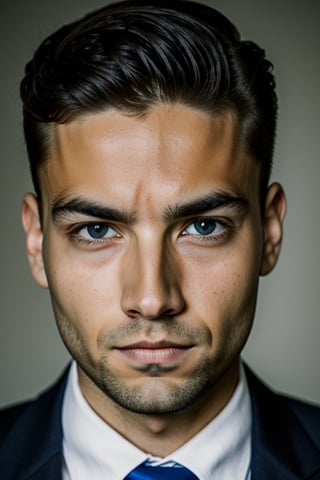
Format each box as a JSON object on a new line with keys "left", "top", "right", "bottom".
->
{"left": 1, "top": 366, "right": 320, "bottom": 479}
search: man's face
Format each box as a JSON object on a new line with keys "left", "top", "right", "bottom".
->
{"left": 23, "top": 105, "right": 284, "bottom": 415}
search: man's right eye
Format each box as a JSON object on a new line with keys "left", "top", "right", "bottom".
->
{"left": 69, "top": 222, "right": 121, "bottom": 244}
{"left": 82, "top": 223, "right": 117, "bottom": 239}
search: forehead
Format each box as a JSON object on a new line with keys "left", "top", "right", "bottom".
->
{"left": 40, "top": 105, "right": 260, "bottom": 211}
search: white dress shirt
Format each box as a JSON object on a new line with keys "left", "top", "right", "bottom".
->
{"left": 62, "top": 361, "right": 251, "bottom": 480}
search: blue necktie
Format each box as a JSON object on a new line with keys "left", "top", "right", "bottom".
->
{"left": 124, "top": 461, "right": 199, "bottom": 479}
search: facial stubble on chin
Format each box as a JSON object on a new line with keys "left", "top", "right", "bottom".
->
{"left": 89, "top": 320, "right": 220, "bottom": 414}
{"left": 96, "top": 353, "right": 220, "bottom": 415}
{"left": 56, "top": 310, "right": 237, "bottom": 415}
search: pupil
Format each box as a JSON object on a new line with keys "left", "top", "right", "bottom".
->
{"left": 195, "top": 220, "right": 216, "bottom": 235}
{"left": 87, "top": 224, "right": 108, "bottom": 239}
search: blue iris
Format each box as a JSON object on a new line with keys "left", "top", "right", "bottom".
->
{"left": 86, "top": 223, "right": 109, "bottom": 239}
{"left": 193, "top": 219, "right": 217, "bottom": 235}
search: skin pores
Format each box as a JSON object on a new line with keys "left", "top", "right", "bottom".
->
{"left": 22, "top": 105, "right": 285, "bottom": 451}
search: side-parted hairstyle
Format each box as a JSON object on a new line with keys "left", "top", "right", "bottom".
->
{"left": 20, "top": 0, "right": 277, "bottom": 199}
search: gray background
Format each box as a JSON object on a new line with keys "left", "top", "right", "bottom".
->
{"left": 1, "top": 0, "right": 319, "bottom": 407}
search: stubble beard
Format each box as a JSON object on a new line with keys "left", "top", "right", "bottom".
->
{"left": 93, "top": 352, "right": 219, "bottom": 415}
{"left": 55, "top": 308, "right": 240, "bottom": 415}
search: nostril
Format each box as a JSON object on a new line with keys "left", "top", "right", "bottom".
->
{"left": 120, "top": 255, "right": 185, "bottom": 320}
{"left": 123, "top": 296, "right": 185, "bottom": 321}
{"left": 126, "top": 308, "right": 141, "bottom": 318}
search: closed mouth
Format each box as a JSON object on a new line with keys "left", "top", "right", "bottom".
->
{"left": 116, "top": 341, "right": 193, "bottom": 365}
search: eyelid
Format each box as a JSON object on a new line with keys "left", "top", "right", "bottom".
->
{"left": 182, "top": 215, "right": 231, "bottom": 230}
{"left": 66, "top": 221, "right": 122, "bottom": 246}
{"left": 180, "top": 216, "right": 233, "bottom": 242}
{"left": 185, "top": 218, "right": 224, "bottom": 232}
{"left": 66, "top": 219, "right": 118, "bottom": 233}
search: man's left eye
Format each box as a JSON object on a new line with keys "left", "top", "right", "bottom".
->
{"left": 184, "top": 219, "right": 224, "bottom": 236}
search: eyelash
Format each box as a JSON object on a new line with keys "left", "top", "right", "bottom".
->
{"left": 68, "top": 222, "right": 121, "bottom": 246}
{"left": 181, "top": 217, "right": 232, "bottom": 243}
{"left": 66, "top": 217, "right": 232, "bottom": 247}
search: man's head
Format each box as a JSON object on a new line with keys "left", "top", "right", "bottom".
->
{"left": 21, "top": 0, "right": 277, "bottom": 202}
{"left": 21, "top": 1, "right": 286, "bottom": 420}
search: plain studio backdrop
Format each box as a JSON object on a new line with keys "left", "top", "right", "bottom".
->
{"left": 1, "top": 0, "right": 319, "bottom": 408}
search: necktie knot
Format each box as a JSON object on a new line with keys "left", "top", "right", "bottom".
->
{"left": 124, "top": 460, "right": 199, "bottom": 479}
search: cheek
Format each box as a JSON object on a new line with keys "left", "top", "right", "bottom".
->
{"left": 42, "top": 242, "right": 123, "bottom": 348}
{"left": 185, "top": 244, "right": 260, "bottom": 335}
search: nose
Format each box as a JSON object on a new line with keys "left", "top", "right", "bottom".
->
{"left": 120, "top": 237, "right": 185, "bottom": 320}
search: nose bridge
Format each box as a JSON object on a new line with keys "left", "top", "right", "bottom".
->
{"left": 120, "top": 230, "right": 184, "bottom": 319}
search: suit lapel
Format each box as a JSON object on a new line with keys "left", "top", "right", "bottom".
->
{"left": 23, "top": 454, "right": 63, "bottom": 480}
{"left": 246, "top": 366, "right": 320, "bottom": 479}
{"left": 1, "top": 369, "right": 68, "bottom": 480}
{"left": 2, "top": 364, "right": 319, "bottom": 479}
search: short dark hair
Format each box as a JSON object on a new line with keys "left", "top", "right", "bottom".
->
{"left": 20, "top": 0, "right": 277, "bottom": 199}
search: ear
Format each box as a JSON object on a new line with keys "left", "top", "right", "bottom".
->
{"left": 21, "top": 193, "right": 48, "bottom": 288}
{"left": 260, "top": 182, "right": 287, "bottom": 276}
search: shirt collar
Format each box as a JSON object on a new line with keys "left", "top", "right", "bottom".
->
{"left": 62, "top": 362, "right": 146, "bottom": 479}
{"left": 62, "top": 361, "right": 251, "bottom": 480}
{"left": 169, "top": 363, "right": 251, "bottom": 479}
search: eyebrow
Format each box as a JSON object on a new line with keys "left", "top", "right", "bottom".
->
{"left": 51, "top": 190, "right": 248, "bottom": 225}
{"left": 51, "top": 197, "right": 135, "bottom": 224}
{"left": 163, "top": 191, "right": 249, "bottom": 221}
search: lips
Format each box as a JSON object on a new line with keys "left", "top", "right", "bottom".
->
{"left": 116, "top": 341, "right": 192, "bottom": 365}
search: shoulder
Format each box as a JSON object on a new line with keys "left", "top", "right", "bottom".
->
{"left": 245, "top": 364, "right": 320, "bottom": 477}
{"left": 0, "top": 371, "right": 68, "bottom": 480}
{"left": 286, "top": 395, "right": 320, "bottom": 446}
{"left": 0, "top": 400, "right": 34, "bottom": 441}
{"left": 246, "top": 364, "right": 320, "bottom": 449}
{"left": 0, "top": 367, "right": 69, "bottom": 447}
{"left": 0, "top": 369, "right": 69, "bottom": 479}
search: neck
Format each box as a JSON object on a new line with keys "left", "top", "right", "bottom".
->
{"left": 78, "top": 359, "right": 240, "bottom": 457}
